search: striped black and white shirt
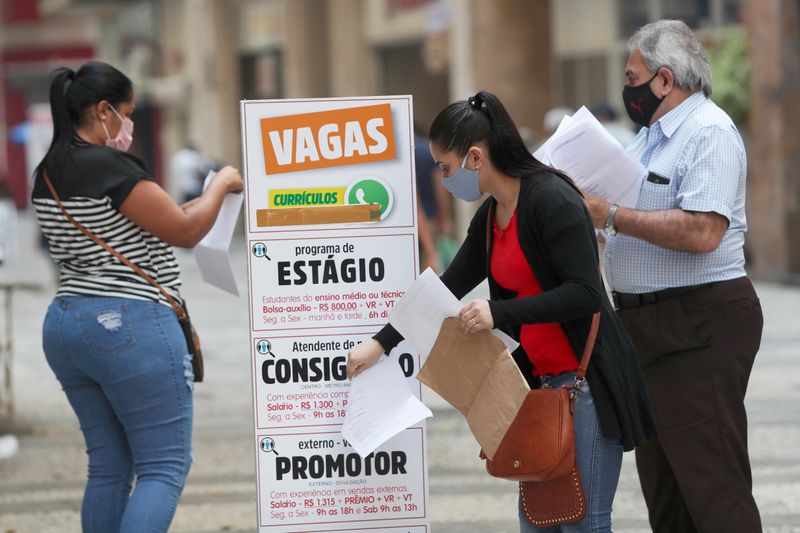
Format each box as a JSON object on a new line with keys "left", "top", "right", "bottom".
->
{"left": 32, "top": 144, "right": 182, "bottom": 307}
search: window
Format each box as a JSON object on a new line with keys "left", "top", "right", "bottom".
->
{"left": 558, "top": 56, "right": 609, "bottom": 110}
{"left": 662, "top": 0, "right": 711, "bottom": 28}
{"left": 240, "top": 51, "right": 283, "bottom": 100}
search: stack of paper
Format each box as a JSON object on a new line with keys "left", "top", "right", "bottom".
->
{"left": 342, "top": 355, "right": 432, "bottom": 457}
{"left": 534, "top": 107, "right": 645, "bottom": 208}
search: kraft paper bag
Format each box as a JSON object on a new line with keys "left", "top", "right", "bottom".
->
{"left": 417, "top": 317, "right": 530, "bottom": 458}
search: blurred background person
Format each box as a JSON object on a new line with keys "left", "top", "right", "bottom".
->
{"left": 534, "top": 106, "right": 574, "bottom": 151}
{"left": 414, "top": 121, "right": 457, "bottom": 272}
{"left": 590, "top": 103, "right": 636, "bottom": 147}
{"left": 0, "top": 179, "right": 16, "bottom": 267}
{"left": 171, "top": 142, "right": 204, "bottom": 203}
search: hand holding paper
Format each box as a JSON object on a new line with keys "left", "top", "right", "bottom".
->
{"left": 342, "top": 355, "right": 432, "bottom": 457}
{"left": 388, "top": 268, "right": 518, "bottom": 356}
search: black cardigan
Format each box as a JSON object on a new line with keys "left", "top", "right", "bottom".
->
{"left": 375, "top": 171, "right": 656, "bottom": 451}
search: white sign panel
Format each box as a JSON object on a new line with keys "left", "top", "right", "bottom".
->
{"left": 241, "top": 96, "right": 429, "bottom": 532}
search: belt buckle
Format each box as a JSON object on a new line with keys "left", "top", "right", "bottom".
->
{"left": 641, "top": 292, "right": 657, "bottom": 305}
{"left": 611, "top": 291, "right": 622, "bottom": 309}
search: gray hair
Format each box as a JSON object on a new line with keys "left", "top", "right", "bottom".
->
{"left": 628, "top": 20, "right": 713, "bottom": 97}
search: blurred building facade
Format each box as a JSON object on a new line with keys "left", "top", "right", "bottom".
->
{"left": 1, "top": 0, "right": 798, "bottom": 281}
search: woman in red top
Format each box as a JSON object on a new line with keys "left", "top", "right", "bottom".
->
{"left": 347, "top": 91, "right": 655, "bottom": 533}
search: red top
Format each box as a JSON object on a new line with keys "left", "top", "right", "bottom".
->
{"left": 491, "top": 209, "right": 578, "bottom": 377}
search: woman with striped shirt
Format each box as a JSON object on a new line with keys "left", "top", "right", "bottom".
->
{"left": 32, "top": 61, "right": 243, "bottom": 533}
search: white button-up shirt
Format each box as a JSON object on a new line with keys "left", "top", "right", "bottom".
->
{"left": 605, "top": 91, "right": 748, "bottom": 293}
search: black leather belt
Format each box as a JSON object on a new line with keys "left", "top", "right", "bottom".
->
{"left": 612, "top": 283, "right": 714, "bottom": 310}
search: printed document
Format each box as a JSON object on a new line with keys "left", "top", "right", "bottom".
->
{"left": 342, "top": 354, "right": 432, "bottom": 457}
{"left": 193, "top": 172, "right": 244, "bottom": 295}
{"left": 388, "top": 268, "right": 518, "bottom": 357}
{"left": 534, "top": 106, "right": 645, "bottom": 208}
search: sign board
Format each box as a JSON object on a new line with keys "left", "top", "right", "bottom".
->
{"left": 241, "top": 96, "right": 429, "bottom": 532}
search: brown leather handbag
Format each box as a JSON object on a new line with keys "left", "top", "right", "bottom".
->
{"left": 43, "top": 173, "right": 204, "bottom": 382}
{"left": 480, "top": 312, "right": 599, "bottom": 526}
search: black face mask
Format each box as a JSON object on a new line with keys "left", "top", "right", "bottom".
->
{"left": 622, "top": 72, "right": 664, "bottom": 127}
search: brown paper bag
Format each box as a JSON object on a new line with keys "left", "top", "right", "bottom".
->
{"left": 417, "top": 317, "right": 529, "bottom": 458}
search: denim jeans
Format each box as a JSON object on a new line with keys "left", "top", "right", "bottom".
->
{"left": 43, "top": 296, "right": 193, "bottom": 533}
{"left": 519, "top": 371, "right": 623, "bottom": 533}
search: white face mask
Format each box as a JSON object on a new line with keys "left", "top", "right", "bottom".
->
{"left": 102, "top": 104, "right": 134, "bottom": 152}
{"left": 442, "top": 153, "right": 482, "bottom": 202}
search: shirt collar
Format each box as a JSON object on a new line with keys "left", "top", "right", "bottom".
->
{"left": 653, "top": 91, "right": 707, "bottom": 139}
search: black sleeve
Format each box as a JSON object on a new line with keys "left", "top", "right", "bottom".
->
{"left": 70, "top": 147, "right": 152, "bottom": 209}
{"left": 488, "top": 181, "right": 603, "bottom": 327}
{"left": 104, "top": 151, "right": 153, "bottom": 209}
{"left": 373, "top": 200, "right": 492, "bottom": 354}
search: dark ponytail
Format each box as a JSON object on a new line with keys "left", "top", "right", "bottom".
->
{"left": 428, "top": 90, "right": 581, "bottom": 195}
{"left": 35, "top": 61, "right": 133, "bottom": 181}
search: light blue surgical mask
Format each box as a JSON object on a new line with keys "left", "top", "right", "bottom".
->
{"left": 443, "top": 153, "right": 482, "bottom": 202}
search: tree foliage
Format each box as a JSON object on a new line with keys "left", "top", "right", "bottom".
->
{"left": 707, "top": 27, "right": 750, "bottom": 127}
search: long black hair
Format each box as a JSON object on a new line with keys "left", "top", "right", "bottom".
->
{"left": 34, "top": 61, "right": 133, "bottom": 181}
{"left": 428, "top": 90, "right": 581, "bottom": 194}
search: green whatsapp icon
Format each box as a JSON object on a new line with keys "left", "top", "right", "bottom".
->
{"left": 345, "top": 177, "right": 393, "bottom": 218}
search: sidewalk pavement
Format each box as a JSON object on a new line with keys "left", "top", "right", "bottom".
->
{"left": 1, "top": 211, "right": 799, "bottom": 532}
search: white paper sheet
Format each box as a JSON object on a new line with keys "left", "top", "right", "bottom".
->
{"left": 534, "top": 106, "right": 645, "bottom": 208}
{"left": 342, "top": 355, "right": 432, "bottom": 457}
{"left": 193, "top": 172, "right": 244, "bottom": 295}
{"left": 389, "top": 268, "right": 519, "bottom": 357}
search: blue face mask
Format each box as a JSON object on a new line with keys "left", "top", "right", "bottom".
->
{"left": 443, "top": 153, "right": 482, "bottom": 202}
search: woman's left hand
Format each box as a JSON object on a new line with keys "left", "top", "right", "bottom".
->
{"left": 459, "top": 300, "right": 494, "bottom": 334}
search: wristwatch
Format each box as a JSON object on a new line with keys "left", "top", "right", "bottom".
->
{"left": 604, "top": 203, "right": 620, "bottom": 236}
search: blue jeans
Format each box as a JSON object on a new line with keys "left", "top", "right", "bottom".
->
{"left": 519, "top": 371, "right": 623, "bottom": 533}
{"left": 43, "top": 296, "right": 194, "bottom": 533}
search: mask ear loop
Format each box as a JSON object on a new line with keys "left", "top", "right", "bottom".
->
{"left": 100, "top": 120, "right": 111, "bottom": 141}
{"left": 98, "top": 102, "right": 113, "bottom": 141}
{"left": 461, "top": 151, "right": 481, "bottom": 172}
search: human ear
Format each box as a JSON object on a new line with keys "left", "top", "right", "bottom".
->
{"left": 656, "top": 68, "right": 674, "bottom": 96}
{"left": 468, "top": 146, "right": 484, "bottom": 170}
{"left": 95, "top": 100, "right": 110, "bottom": 122}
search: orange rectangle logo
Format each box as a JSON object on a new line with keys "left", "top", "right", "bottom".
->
{"left": 260, "top": 103, "right": 396, "bottom": 175}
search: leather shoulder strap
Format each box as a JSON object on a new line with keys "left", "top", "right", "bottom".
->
{"left": 42, "top": 172, "right": 187, "bottom": 320}
{"left": 485, "top": 200, "right": 600, "bottom": 380}
{"left": 576, "top": 312, "right": 600, "bottom": 381}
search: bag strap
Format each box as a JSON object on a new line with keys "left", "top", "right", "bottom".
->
{"left": 43, "top": 172, "right": 187, "bottom": 321}
{"left": 485, "top": 203, "right": 600, "bottom": 382}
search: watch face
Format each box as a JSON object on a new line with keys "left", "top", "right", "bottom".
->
{"left": 605, "top": 204, "right": 619, "bottom": 236}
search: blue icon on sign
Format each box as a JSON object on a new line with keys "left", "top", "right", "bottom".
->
{"left": 252, "top": 242, "right": 270, "bottom": 260}
{"left": 256, "top": 339, "right": 275, "bottom": 357}
{"left": 260, "top": 437, "right": 279, "bottom": 455}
